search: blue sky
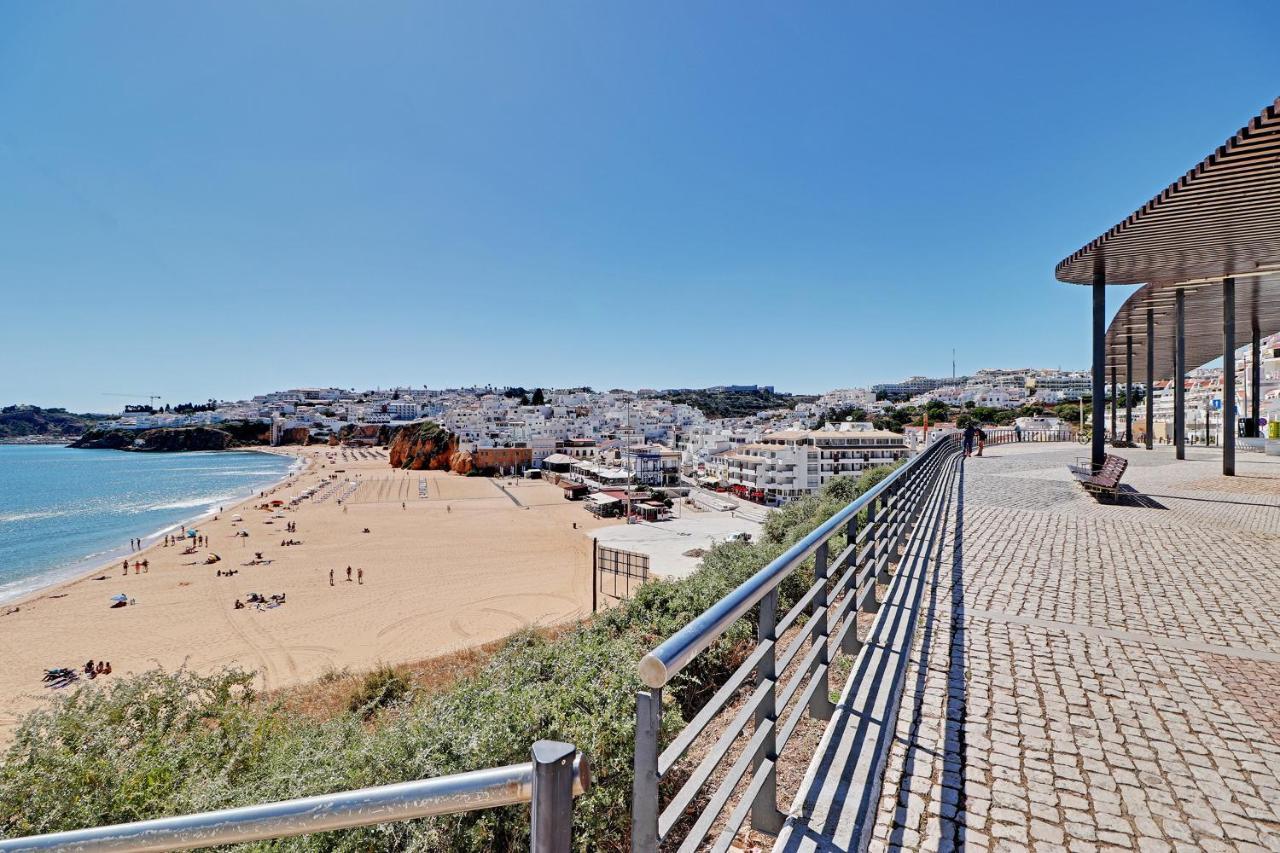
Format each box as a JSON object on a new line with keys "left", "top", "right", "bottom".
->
{"left": 2, "top": 2, "right": 1277, "bottom": 412}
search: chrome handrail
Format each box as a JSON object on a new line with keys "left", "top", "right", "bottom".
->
{"left": 631, "top": 434, "right": 962, "bottom": 851}
{"left": 637, "top": 437, "right": 944, "bottom": 689}
{"left": 0, "top": 741, "right": 589, "bottom": 853}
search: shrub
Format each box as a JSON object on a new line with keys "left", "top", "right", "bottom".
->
{"left": 347, "top": 664, "right": 411, "bottom": 719}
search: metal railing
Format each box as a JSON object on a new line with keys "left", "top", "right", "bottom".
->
{"left": 630, "top": 435, "right": 961, "bottom": 852}
{"left": 0, "top": 740, "right": 589, "bottom": 853}
{"left": 980, "top": 427, "right": 1076, "bottom": 446}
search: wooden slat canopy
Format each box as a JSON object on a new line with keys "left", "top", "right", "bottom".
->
{"left": 1056, "top": 97, "right": 1280, "bottom": 286}
{"left": 1103, "top": 273, "right": 1280, "bottom": 379}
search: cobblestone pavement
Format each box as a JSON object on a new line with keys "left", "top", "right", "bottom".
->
{"left": 870, "top": 444, "right": 1280, "bottom": 853}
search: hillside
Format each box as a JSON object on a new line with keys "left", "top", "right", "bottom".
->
{"left": 0, "top": 406, "right": 105, "bottom": 440}
{"left": 68, "top": 422, "right": 271, "bottom": 452}
{"left": 656, "top": 388, "right": 817, "bottom": 419}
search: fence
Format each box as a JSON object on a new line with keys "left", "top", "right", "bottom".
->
{"left": 0, "top": 741, "right": 589, "bottom": 853}
{"left": 981, "top": 427, "right": 1076, "bottom": 446}
{"left": 594, "top": 541, "right": 650, "bottom": 608}
{"left": 629, "top": 435, "right": 961, "bottom": 852}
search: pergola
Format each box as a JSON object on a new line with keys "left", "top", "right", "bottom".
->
{"left": 1056, "top": 97, "right": 1280, "bottom": 475}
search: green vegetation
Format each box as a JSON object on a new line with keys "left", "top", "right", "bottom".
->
{"left": 348, "top": 664, "right": 413, "bottom": 719}
{"left": 0, "top": 405, "right": 105, "bottom": 439}
{"left": 0, "top": 466, "right": 899, "bottom": 851}
{"left": 657, "top": 388, "right": 817, "bottom": 419}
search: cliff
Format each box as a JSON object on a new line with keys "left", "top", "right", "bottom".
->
{"left": 0, "top": 406, "right": 106, "bottom": 440}
{"left": 387, "top": 421, "right": 459, "bottom": 470}
{"left": 70, "top": 423, "right": 270, "bottom": 452}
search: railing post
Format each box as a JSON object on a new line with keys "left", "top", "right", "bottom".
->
{"left": 631, "top": 689, "right": 661, "bottom": 853}
{"left": 843, "top": 516, "right": 865, "bottom": 651}
{"left": 751, "top": 588, "right": 784, "bottom": 834}
{"left": 532, "top": 740, "right": 576, "bottom": 853}
{"left": 809, "top": 542, "right": 835, "bottom": 720}
{"left": 860, "top": 503, "right": 879, "bottom": 615}
{"left": 875, "top": 492, "right": 891, "bottom": 584}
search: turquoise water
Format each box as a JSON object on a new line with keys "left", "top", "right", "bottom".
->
{"left": 0, "top": 445, "right": 297, "bottom": 603}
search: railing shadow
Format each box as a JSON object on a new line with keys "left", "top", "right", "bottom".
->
{"left": 884, "top": 458, "right": 968, "bottom": 849}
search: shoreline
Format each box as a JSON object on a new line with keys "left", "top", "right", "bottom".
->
{"left": 0, "top": 447, "right": 309, "bottom": 610}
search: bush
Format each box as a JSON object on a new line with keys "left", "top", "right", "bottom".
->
{"left": 0, "top": 467, "right": 899, "bottom": 850}
{"left": 348, "top": 664, "right": 411, "bottom": 719}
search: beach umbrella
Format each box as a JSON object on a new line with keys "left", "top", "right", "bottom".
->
{"left": 231, "top": 514, "right": 243, "bottom": 521}
{"left": 187, "top": 529, "right": 198, "bottom": 538}
{"left": 110, "top": 594, "right": 128, "bottom": 603}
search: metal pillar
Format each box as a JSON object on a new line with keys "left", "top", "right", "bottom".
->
{"left": 1124, "top": 334, "right": 1133, "bottom": 444}
{"left": 531, "top": 741, "right": 576, "bottom": 853}
{"left": 751, "top": 589, "right": 783, "bottom": 834}
{"left": 1175, "top": 289, "right": 1186, "bottom": 460}
{"left": 1152, "top": 307, "right": 1162, "bottom": 448}
{"left": 1223, "top": 277, "right": 1236, "bottom": 476}
{"left": 631, "top": 690, "right": 661, "bottom": 852}
{"left": 1092, "top": 276, "right": 1106, "bottom": 471}
{"left": 1110, "top": 363, "right": 1117, "bottom": 442}
{"left": 1253, "top": 324, "right": 1262, "bottom": 437}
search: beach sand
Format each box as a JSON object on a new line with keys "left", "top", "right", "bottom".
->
{"left": 0, "top": 446, "right": 617, "bottom": 737}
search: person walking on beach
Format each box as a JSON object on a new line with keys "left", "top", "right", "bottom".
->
{"left": 142, "top": 560, "right": 149, "bottom": 573}
{"left": 122, "top": 560, "right": 128, "bottom": 576}
{"left": 346, "top": 566, "right": 352, "bottom": 582}
{"left": 329, "top": 568, "right": 334, "bottom": 586}
{"left": 357, "top": 568, "right": 363, "bottom": 585}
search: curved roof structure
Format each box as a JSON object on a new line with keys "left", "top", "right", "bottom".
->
{"left": 1056, "top": 98, "right": 1280, "bottom": 286}
{"left": 1103, "top": 272, "right": 1280, "bottom": 378}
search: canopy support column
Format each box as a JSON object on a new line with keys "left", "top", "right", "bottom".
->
{"left": 1253, "top": 324, "right": 1262, "bottom": 437}
{"left": 1110, "top": 364, "right": 1117, "bottom": 442}
{"left": 1175, "top": 288, "right": 1186, "bottom": 460}
{"left": 1223, "top": 277, "right": 1236, "bottom": 476}
{"left": 1152, "top": 307, "right": 1162, "bottom": 450}
{"left": 1125, "top": 334, "right": 1133, "bottom": 444}
{"left": 1092, "top": 275, "right": 1106, "bottom": 471}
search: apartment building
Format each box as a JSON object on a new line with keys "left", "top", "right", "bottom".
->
{"left": 720, "top": 428, "right": 908, "bottom": 504}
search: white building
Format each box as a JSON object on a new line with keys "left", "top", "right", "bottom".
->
{"left": 721, "top": 428, "right": 908, "bottom": 504}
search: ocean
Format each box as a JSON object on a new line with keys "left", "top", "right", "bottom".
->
{"left": 0, "top": 445, "right": 298, "bottom": 603}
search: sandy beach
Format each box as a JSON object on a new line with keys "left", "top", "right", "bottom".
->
{"left": 0, "top": 446, "right": 618, "bottom": 737}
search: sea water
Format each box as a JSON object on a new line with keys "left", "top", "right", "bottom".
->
{"left": 0, "top": 445, "right": 297, "bottom": 603}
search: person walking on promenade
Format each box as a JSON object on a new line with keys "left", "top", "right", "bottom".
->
{"left": 976, "top": 426, "right": 987, "bottom": 457}
{"left": 1014, "top": 423, "right": 1023, "bottom": 443}
{"left": 962, "top": 423, "right": 977, "bottom": 458}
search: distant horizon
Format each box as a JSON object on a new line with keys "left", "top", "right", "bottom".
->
{"left": 10, "top": 366, "right": 1099, "bottom": 415}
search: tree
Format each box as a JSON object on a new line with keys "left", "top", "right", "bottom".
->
{"left": 924, "top": 400, "right": 949, "bottom": 422}
{"left": 531, "top": 388, "right": 545, "bottom": 406}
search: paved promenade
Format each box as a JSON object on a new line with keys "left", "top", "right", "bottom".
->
{"left": 870, "top": 443, "right": 1280, "bottom": 853}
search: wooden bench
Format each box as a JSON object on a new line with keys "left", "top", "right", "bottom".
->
{"left": 1068, "top": 453, "right": 1129, "bottom": 501}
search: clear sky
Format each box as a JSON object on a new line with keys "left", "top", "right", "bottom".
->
{"left": 2, "top": 2, "right": 1278, "bottom": 412}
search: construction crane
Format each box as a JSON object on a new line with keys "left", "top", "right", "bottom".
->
{"left": 103, "top": 393, "right": 163, "bottom": 408}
